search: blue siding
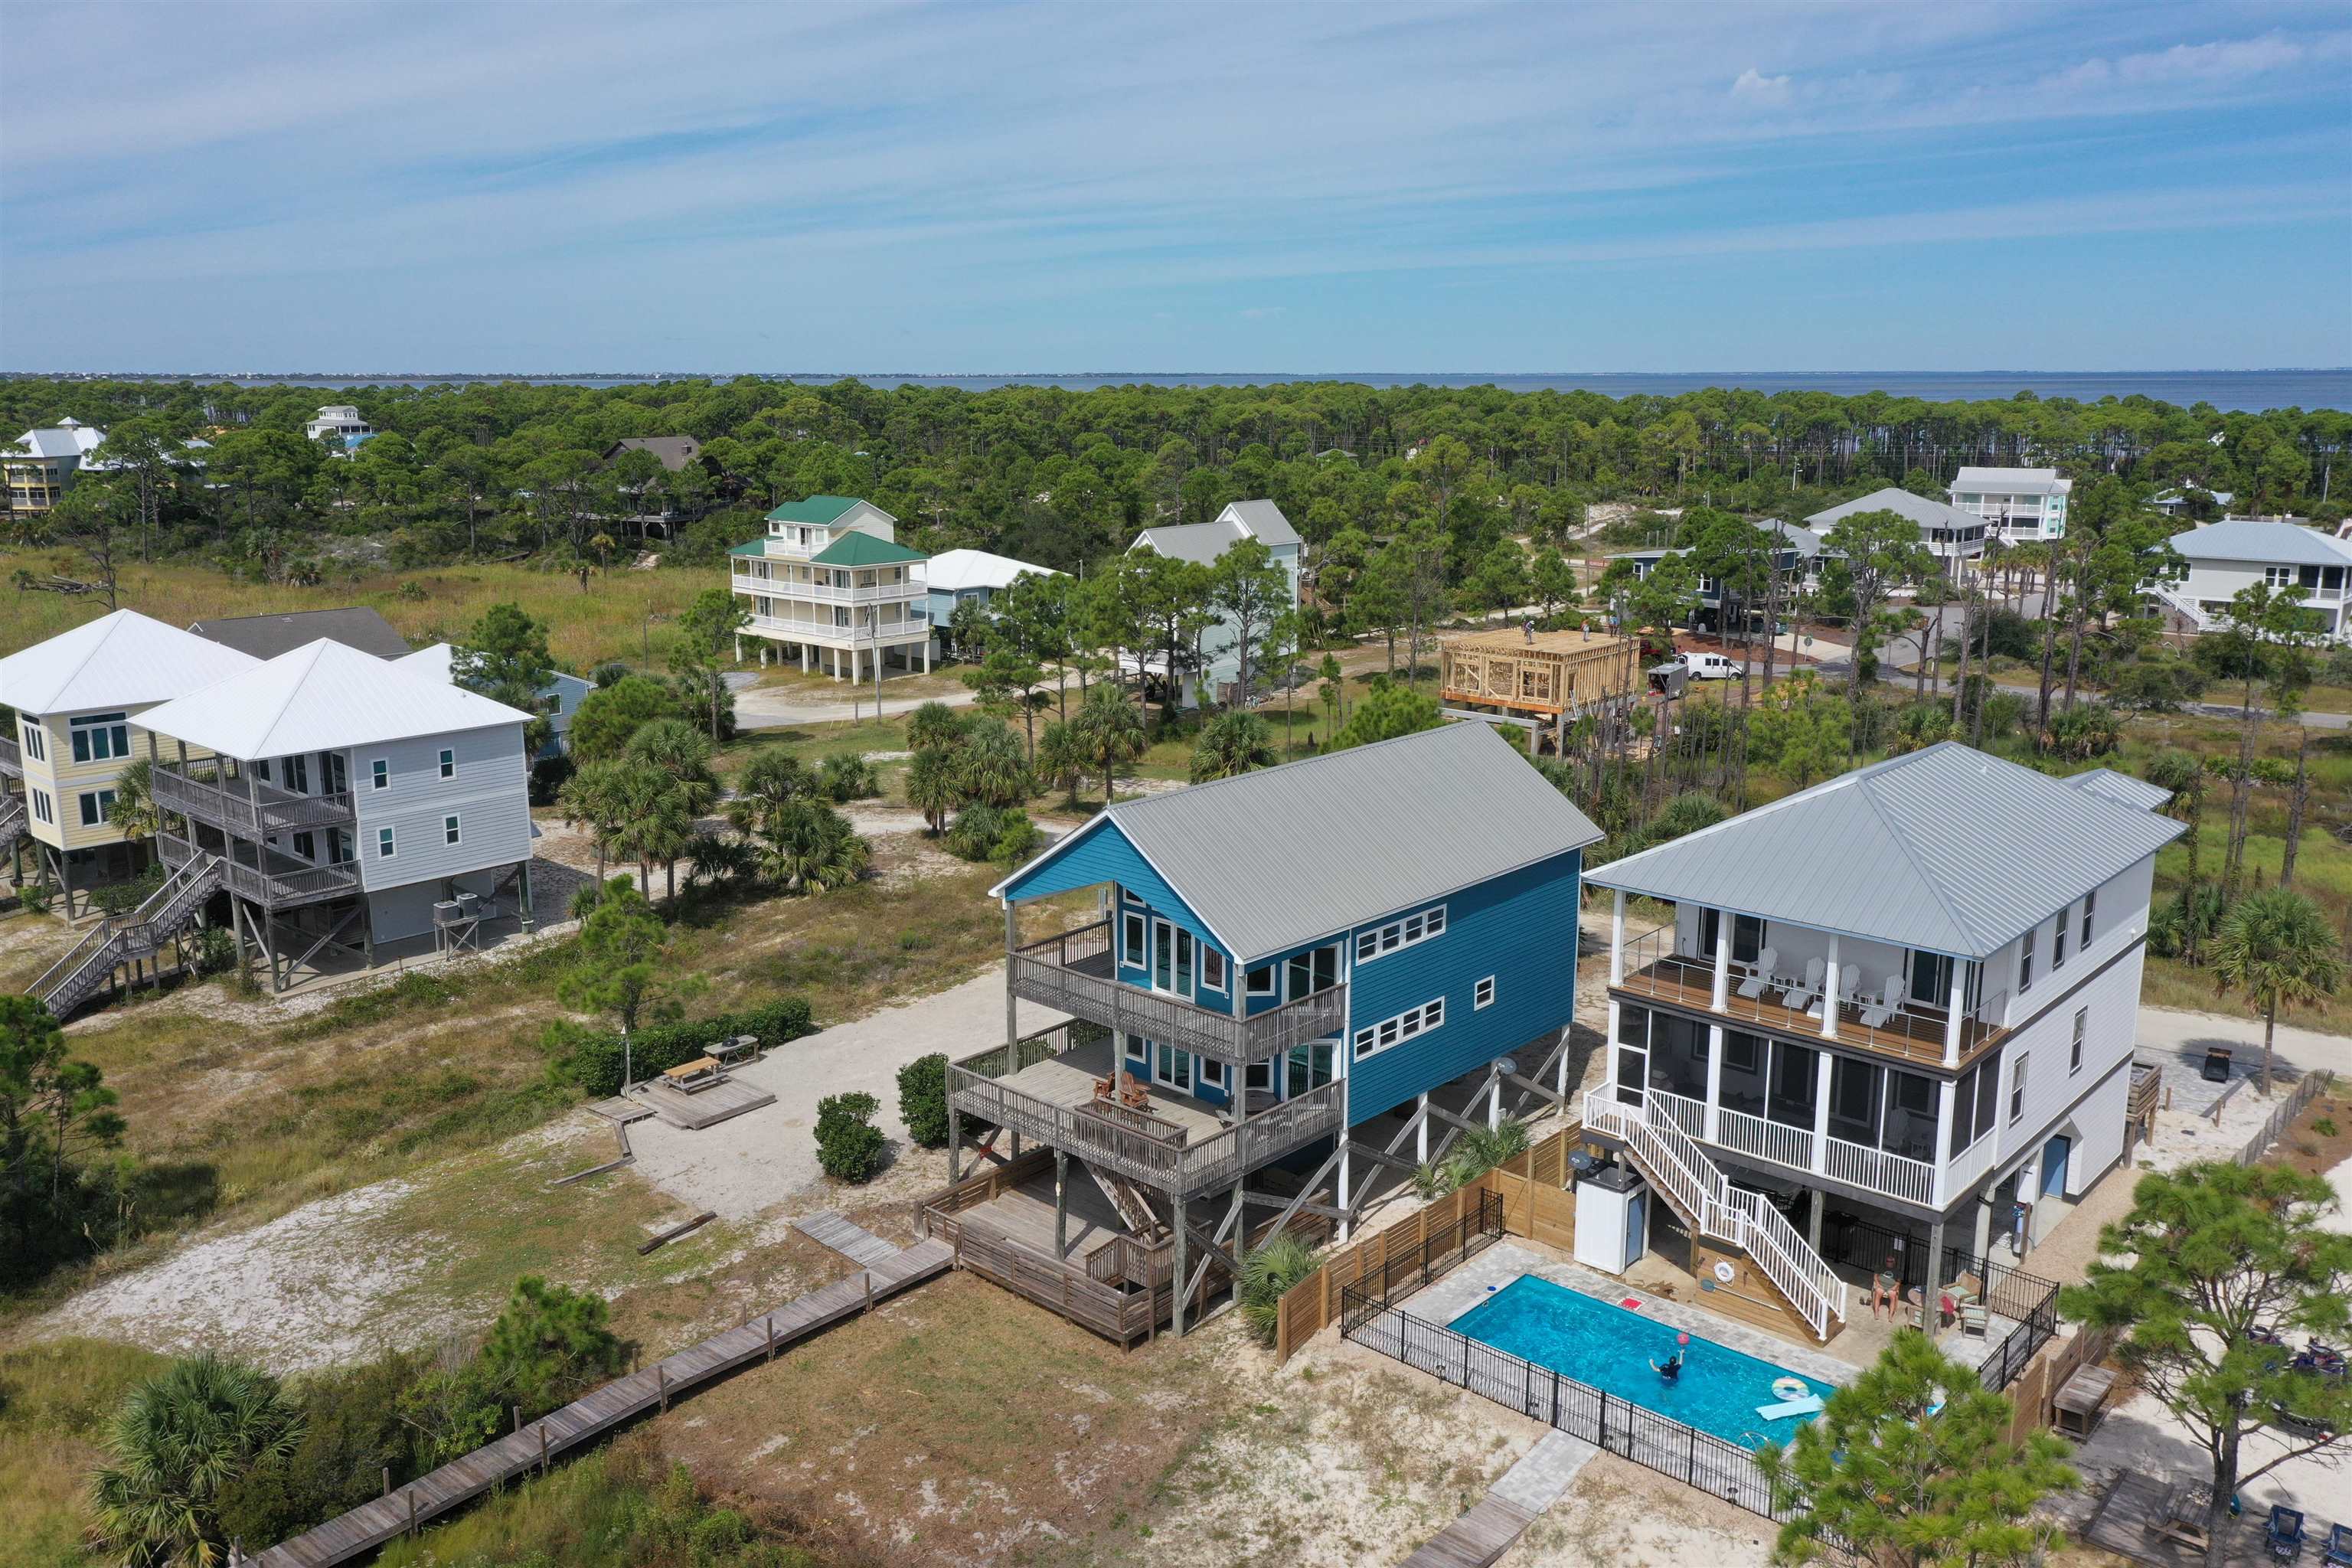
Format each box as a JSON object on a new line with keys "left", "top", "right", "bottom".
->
{"left": 1001, "top": 818, "right": 1223, "bottom": 952}
{"left": 1345, "top": 849, "right": 1583, "bottom": 1123}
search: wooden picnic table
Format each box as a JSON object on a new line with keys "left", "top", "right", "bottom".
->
{"left": 662, "top": 1056, "right": 724, "bottom": 1091}
{"left": 2159, "top": 1478, "right": 2213, "bottom": 1552}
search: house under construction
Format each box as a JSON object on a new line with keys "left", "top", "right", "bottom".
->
{"left": 1439, "top": 628, "right": 1642, "bottom": 750}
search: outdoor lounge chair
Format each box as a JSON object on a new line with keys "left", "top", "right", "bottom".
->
{"left": 2321, "top": 1521, "right": 2352, "bottom": 1567}
{"left": 2269, "top": 1506, "right": 2307, "bottom": 1563}
{"left": 1782, "top": 957, "right": 1824, "bottom": 1014}
{"left": 1960, "top": 1302, "right": 1990, "bottom": 1338}
{"left": 1859, "top": 975, "right": 1902, "bottom": 1030}
{"left": 1736, "top": 947, "right": 1778, "bottom": 1001}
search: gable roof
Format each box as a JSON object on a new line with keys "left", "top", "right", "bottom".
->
{"left": 0, "top": 609, "right": 260, "bottom": 715}
{"left": 1808, "top": 487, "right": 1984, "bottom": 534}
{"left": 993, "top": 722, "right": 1602, "bottom": 962}
{"left": 1586, "top": 742, "right": 2182, "bottom": 959}
{"left": 1220, "top": 499, "right": 1302, "bottom": 547}
{"left": 811, "top": 531, "right": 926, "bottom": 567}
{"left": 186, "top": 606, "right": 412, "bottom": 661}
{"left": 1953, "top": 466, "right": 2069, "bottom": 493}
{"left": 925, "top": 548, "right": 1059, "bottom": 593}
{"left": 1132, "top": 518, "right": 1246, "bottom": 564}
{"left": 2067, "top": 768, "right": 2174, "bottom": 812}
{"left": 603, "top": 436, "right": 702, "bottom": 470}
{"left": 765, "top": 495, "right": 867, "bottom": 525}
{"left": 138, "top": 639, "right": 535, "bottom": 759}
{"left": 2168, "top": 520, "right": 2352, "bottom": 570}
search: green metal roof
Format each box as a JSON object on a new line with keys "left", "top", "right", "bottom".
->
{"left": 728, "top": 540, "right": 768, "bottom": 557}
{"left": 764, "top": 495, "right": 866, "bottom": 525}
{"left": 811, "top": 531, "right": 926, "bottom": 567}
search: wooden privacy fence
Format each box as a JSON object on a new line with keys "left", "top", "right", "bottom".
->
{"left": 1274, "top": 1125, "right": 1585, "bottom": 1363}
{"left": 2234, "top": 1071, "right": 2334, "bottom": 1166}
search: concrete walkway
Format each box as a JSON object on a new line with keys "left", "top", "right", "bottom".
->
{"left": 1404, "top": 1431, "right": 1596, "bottom": 1568}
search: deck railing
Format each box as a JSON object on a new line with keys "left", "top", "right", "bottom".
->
{"left": 160, "top": 832, "right": 358, "bottom": 904}
{"left": 153, "top": 765, "right": 355, "bottom": 833}
{"left": 1341, "top": 1287, "right": 1795, "bottom": 1522}
{"left": 1007, "top": 918, "right": 1348, "bottom": 1066}
{"left": 0, "top": 733, "right": 19, "bottom": 776}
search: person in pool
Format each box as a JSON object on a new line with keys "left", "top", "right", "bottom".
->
{"left": 1651, "top": 1348, "right": 1684, "bottom": 1381}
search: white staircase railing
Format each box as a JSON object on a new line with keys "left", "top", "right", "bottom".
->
{"left": 1582, "top": 1088, "right": 1847, "bottom": 1340}
{"left": 2148, "top": 581, "right": 2214, "bottom": 632}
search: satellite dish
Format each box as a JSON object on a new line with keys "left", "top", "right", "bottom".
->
{"left": 1496, "top": 1057, "right": 1518, "bottom": 1077}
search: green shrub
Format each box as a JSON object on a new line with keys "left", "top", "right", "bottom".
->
{"left": 942, "top": 804, "right": 1044, "bottom": 867}
{"left": 217, "top": 1349, "right": 430, "bottom": 1548}
{"left": 1442, "top": 1118, "right": 1531, "bottom": 1189}
{"left": 816, "top": 753, "right": 880, "bottom": 802}
{"left": 897, "top": 1054, "right": 951, "bottom": 1148}
{"left": 2314, "top": 1116, "right": 2338, "bottom": 1138}
{"left": 814, "top": 1091, "right": 887, "bottom": 1182}
{"left": 1238, "top": 1235, "right": 1322, "bottom": 1346}
{"left": 546, "top": 997, "right": 815, "bottom": 1096}
{"left": 92, "top": 867, "right": 165, "bottom": 917}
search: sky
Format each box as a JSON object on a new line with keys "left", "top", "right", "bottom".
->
{"left": 3, "top": 2, "right": 2350, "bottom": 374}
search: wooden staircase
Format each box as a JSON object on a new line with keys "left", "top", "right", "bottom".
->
{"left": 1582, "top": 1087, "right": 1847, "bottom": 1340}
{"left": 1085, "top": 1161, "right": 1167, "bottom": 1241}
{"left": 0, "top": 794, "right": 24, "bottom": 863}
{"left": 29, "top": 853, "right": 224, "bottom": 1018}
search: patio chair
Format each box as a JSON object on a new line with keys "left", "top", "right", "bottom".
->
{"left": 2320, "top": 1521, "right": 2351, "bottom": 1567}
{"left": 1859, "top": 975, "right": 1902, "bottom": 1030}
{"left": 1960, "top": 1302, "right": 1990, "bottom": 1338}
{"left": 1736, "top": 946, "right": 1779, "bottom": 1001}
{"left": 1781, "top": 957, "right": 1824, "bottom": 1014}
{"left": 2269, "top": 1505, "right": 2307, "bottom": 1563}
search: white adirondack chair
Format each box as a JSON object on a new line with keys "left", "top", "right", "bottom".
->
{"left": 1736, "top": 946, "right": 1779, "bottom": 1001}
{"left": 1781, "top": 956, "right": 1824, "bottom": 1014}
{"left": 1860, "top": 975, "right": 1902, "bottom": 1030}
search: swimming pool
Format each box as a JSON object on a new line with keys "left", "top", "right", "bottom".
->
{"left": 1446, "top": 1275, "right": 1831, "bottom": 1448}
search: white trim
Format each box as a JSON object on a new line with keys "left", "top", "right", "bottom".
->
{"left": 443, "top": 813, "right": 462, "bottom": 847}
{"left": 1246, "top": 962, "right": 1278, "bottom": 998}
{"left": 376, "top": 825, "right": 397, "bottom": 860}
{"left": 370, "top": 758, "right": 389, "bottom": 789}
{"left": 2069, "top": 1008, "right": 2086, "bottom": 1075}
{"left": 1200, "top": 948, "right": 1227, "bottom": 991}
{"left": 1353, "top": 903, "right": 1447, "bottom": 964}
{"left": 1352, "top": 996, "right": 1445, "bottom": 1060}
{"left": 1474, "top": 975, "right": 1497, "bottom": 1010}
{"left": 985, "top": 812, "right": 1250, "bottom": 962}
{"left": 30, "top": 788, "right": 54, "bottom": 825}
{"left": 438, "top": 746, "right": 456, "bottom": 779}
{"left": 77, "top": 788, "right": 117, "bottom": 827}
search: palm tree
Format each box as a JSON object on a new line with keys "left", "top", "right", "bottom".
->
{"left": 622, "top": 720, "right": 718, "bottom": 895}
{"left": 724, "top": 750, "right": 811, "bottom": 835}
{"left": 681, "top": 830, "right": 756, "bottom": 890}
{"left": 954, "top": 722, "right": 1032, "bottom": 808}
{"left": 2211, "top": 887, "right": 2345, "bottom": 1096}
{"left": 2145, "top": 749, "right": 2207, "bottom": 959}
{"left": 1067, "top": 683, "right": 1148, "bottom": 807}
{"left": 1036, "top": 719, "right": 1086, "bottom": 809}
{"left": 557, "top": 760, "right": 635, "bottom": 885}
{"left": 90, "top": 1354, "right": 303, "bottom": 1568}
{"left": 1189, "top": 711, "right": 1277, "bottom": 782}
{"left": 106, "top": 758, "right": 162, "bottom": 848}
{"left": 905, "top": 746, "right": 962, "bottom": 835}
{"left": 906, "top": 700, "right": 971, "bottom": 755}
{"left": 752, "top": 801, "right": 871, "bottom": 893}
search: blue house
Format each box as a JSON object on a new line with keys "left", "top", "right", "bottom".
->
{"left": 938, "top": 721, "right": 1600, "bottom": 1338}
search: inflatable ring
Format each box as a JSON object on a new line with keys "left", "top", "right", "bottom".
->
{"left": 1772, "top": 1376, "right": 1810, "bottom": 1401}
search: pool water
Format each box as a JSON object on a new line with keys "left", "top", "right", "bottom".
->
{"left": 1446, "top": 1275, "right": 1831, "bottom": 1448}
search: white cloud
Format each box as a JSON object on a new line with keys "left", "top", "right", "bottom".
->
{"left": 1732, "top": 67, "right": 1792, "bottom": 103}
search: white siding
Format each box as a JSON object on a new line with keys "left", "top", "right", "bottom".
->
{"left": 1992, "top": 854, "right": 2154, "bottom": 1027}
{"left": 1994, "top": 946, "right": 2142, "bottom": 1170}
{"left": 351, "top": 722, "right": 531, "bottom": 893}
{"left": 2061, "top": 1058, "right": 2132, "bottom": 1196}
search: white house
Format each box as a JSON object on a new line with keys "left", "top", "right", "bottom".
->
{"left": 1808, "top": 487, "right": 1986, "bottom": 570}
{"left": 2152, "top": 519, "right": 2352, "bottom": 641}
{"left": 729, "top": 495, "right": 931, "bottom": 681}
{"left": 1579, "top": 743, "right": 2179, "bottom": 1336}
{"left": 1949, "top": 467, "right": 2071, "bottom": 542}
{"left": 3, "top": 418, "right": 108, "bottom": 514}
{"left": 304, "top": 405, "right": 374, "bottom": 451}
{"left": 1128, "top": 499, "right": 1302, "bottom": 703}
{"left": 925, "top": 548, "right": 1060, "bottom": 657}
{"left": 0, "top": 609, "right": 261, "bottom": 915}
{"left": 394, "top": 642, "right": 595, "bottom": 759}
{"left": 134, "top": 639, "right": 538, "bottom": 991}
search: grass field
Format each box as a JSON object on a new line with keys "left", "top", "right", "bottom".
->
{"left": 0, "top": 1338, "right": 167, "bottom": 1568}
{"left": 0, "top": 550, "right": 710, "bottom": 672}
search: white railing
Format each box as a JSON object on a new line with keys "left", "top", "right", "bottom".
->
{"left": 1823, "top": 1136, "right": 1937, "bottom": 1207}
{"left": 1582, "top": 1087, "right": 1847, "bottom": 1340}
{"left": 1650, "top": 1087, "right": 1708, "bottom": 1140}
{"left": 732, "top": 573, "right": 924, "bottom": 604}
{"left": 1714, "top": 1105, "right": 1816, "bottom": 1172}
{"left": 1942, "top": 1125, "right": 1999, "bottom": 1200}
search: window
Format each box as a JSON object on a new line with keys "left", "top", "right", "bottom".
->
{"left": 1200, "top": 949, "right": 1227, "bottom": 991}
{"left": 371, "top": 759, "right": 389, "bottom": 790}
{"left": 293, "top": 831, "right": 315, "bottom": 861}
{"left": 77, "top": 789, "right": 117, "bottom": 827}
{"left": 69, "top": 713, "right": 130, "bottom": 763}
{"left": 19, "top": 721, "right": 44, "bottom": 762}
{"left": 1354, "top": 903, "right": 1446, "bottom": 962}
{"left": 2070, "top": 1008, "right": 2086, "bottom": 1074}
{"left": 1125, "top": 1034, "right": 1148, "bottom": 1064}
{"left": 377, "top": 826, "right": 397, "bottom": 859}
{"left": 29, "top": 788, "right": 54, "bottom": 825}
{"left": 2009, "top": 1053, "right": 2029, "bottom": 1124}
{"left": 2080, "top": 890, "right": 2096, "bottom": 948}
{"left": 439, "top": 747, "right": 456, "bottom": 779}
{"left": 1286, "top": 944, "right": 1338, "bottom": 998}
{"left": 2018, "top": 929, "right": 2036, "bottom": 994}
{"left": 2265, "top": 564, "right": 2295, "bottom": 588}
{"left": 1475, "top": 975, "right": 1496, "bottom": 1010}
{"left": 1120, "top": 912, "right": 1145, "bottom": 966}
{"left": 2053, "top": 913, "right": 2069, "bottom": 971}
{"left": 1156, "top": 1042, "right": 1192, "bottom": 1091}
{"left": 1246, "top": 964, "right": 1276, "bottom": 997}
{"left": 329, "top": 829, "right": 353, "bottom": 864}
{"left": 1199, "top": 1057, "right": 1229, "bottom": 1090}
{"left": 1246, "top": 1060, "right": 1273, "bottom": 1092}
{"left": 1287, "top": 1040, "right": 1336, "bottom": 1093}
{"left": 1351, "top": 998, "right": 1445, "bottom": 1060}
{"left": 443, "top": 814, "right": 462, "bottom": 846}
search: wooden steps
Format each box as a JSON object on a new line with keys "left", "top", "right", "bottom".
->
{"left": 247, "top": 1236, "right": 951, "bottom": 1567}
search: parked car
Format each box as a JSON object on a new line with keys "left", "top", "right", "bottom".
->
{"left": 1679, "top": 651, "right": 1746, "bottom": 680}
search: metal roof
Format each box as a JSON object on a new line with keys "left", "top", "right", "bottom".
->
{"left": 1220, "top": 499, "right": 1302, "bottom": 547}
{"left": 811, "top": 531, "right": 926, "bottom": 567}
{"left": 2168, "top": 520, "right": 2352, "bottom": 570}
{"left": 0, "top": 608, "right": 260, "bottom": 715}
{"left": 992, "top": 721, "right": 1602, "bottom": 962}
{"left": 2067, "top": 768, "right": 2174, "bottom": 812}
{"left": 1586, "top": 741, "right": 2183, "bottom": 959}
{"left": 137, "top": 639, "right": 535, "bottom": 759}
{"left": 1952, "top": 466, "right": 2069, "bottom": 493}
{"left": 925, "top": 548, "right": 1060, "bottom": 593}
{"left": 604, "top": 436, "right": 702, "bottom": 470}
{"left": 5, "top": 423, "right": 107, "bottom": 462}
{"left": 765, "top": 495, "right": 867, "bottom": 524}
{"left": 186, "top": 606, "right": 413, "bottom": 661}
{"left": 1808, "top": 487, "right": 1984, "bottom": 534}
{"left": 1131, "top": 518, "right": 1247, "bottom": 565}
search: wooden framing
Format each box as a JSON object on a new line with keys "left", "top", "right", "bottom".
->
{"left": 1439, "top": 629, "right": 1641, "bottom": 721}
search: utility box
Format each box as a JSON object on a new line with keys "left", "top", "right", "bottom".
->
{"left": 1574, "top": 1161, "right": 1650, "bottom": 1276}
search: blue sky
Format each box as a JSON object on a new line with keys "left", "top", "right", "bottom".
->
{"left": 4, "top": 2, "right": 2348, "bottom": 373}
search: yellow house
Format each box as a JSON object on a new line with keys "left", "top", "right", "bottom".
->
{"left": 1, "top": 609, "right": 257, "bottom": 916}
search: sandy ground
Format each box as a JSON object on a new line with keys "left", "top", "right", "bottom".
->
{"left": 624, "top": 966, "right": 1069, "bottom": 1220}
{"left": 735, "top": 679, "right": 979, "bottom": 730}
{"left": 2324, "top": 1154, "right": 2352, "bottom": 1235}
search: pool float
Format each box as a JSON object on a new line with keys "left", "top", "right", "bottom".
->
{"left": 1756, "top": 1395, "right": 1824, "bottom": 1420}
{"left": 1772, "top": 1376, "right": 1811, "bottom": 1401}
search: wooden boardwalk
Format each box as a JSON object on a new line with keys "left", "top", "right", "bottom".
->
{"left": 248, "top": 1234, "right": 952, "bottom": 1567}
{"left": 795, "top": 1210, "right": 902, "bottom": 1269}
{"left": 1402, "top": 1496, "right": 1536, "bottom": 1568}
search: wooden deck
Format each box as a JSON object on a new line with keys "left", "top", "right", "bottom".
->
{"left": 2081, "top": 1472, "right": 2286, "bottom": 1568}
{"left": 1403, "top": 1496, "right": 1537, "bottom": 1568}
{"left": 627, "top": 1073, "right": 776, "bottom": 1130}
{"left": 795, "top": 1210, "right": 903, "bottom": 1269}
{"left": 995, "top": 1035, "right": 1231, "bottom": 1144}
{"left": 248, "top": 1233, "right": 952, "bottom": 1567}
